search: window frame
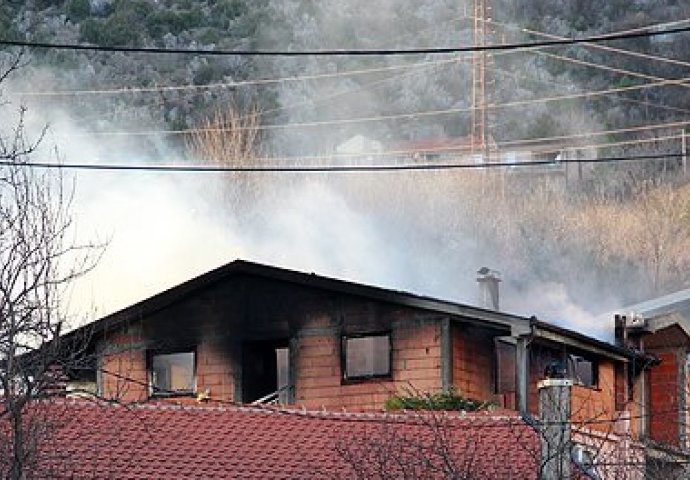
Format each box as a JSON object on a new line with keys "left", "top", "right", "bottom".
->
{"left": 341, "top": 332, "right": 392, "bottom": 384}
{"left": 567, "top": 352, "right": 599, "bottom": 389}
{"left": 147, "top": 347, "right": 197, "bottom": 398}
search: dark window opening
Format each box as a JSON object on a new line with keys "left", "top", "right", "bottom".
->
{"left": 495, "top": 340, "right": 516, "bottom": 394}
{"left": 531, "top": 346, "right": 599, "bottom": 389}
{"left": 150, "top": 351, "right": 195, "bottom": 396}
{"left": 342, "top": 334, "right": 391, "bottom": 381}
{"left": 568, "top": 354, "right": 598, "bottom": 388}
{"left": 242, "top": 339, "right": 289, "bottom": 403}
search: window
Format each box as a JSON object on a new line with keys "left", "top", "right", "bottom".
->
{"left": 150, "top": 351, "right": 195, "bottom": 396}
{"left": 567, "top": 354, "right": 598, "bottom": 388}
{"left": 495, "top": 340, "right": 516, "bottom": 394}
{"left": 342, "top": 334, "right": 391, "bottom": 381}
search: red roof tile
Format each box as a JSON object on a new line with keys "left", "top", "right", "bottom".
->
{"left": 2, "top": 399, "right": 540, "bottom": 479}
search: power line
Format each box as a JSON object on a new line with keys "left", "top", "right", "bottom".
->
{"left": 14, "top": 57, "right": 462, "bottom": 97}
{"left": 19, "top": 17, "right": 690, "bottom": 97}
{"left": 499, "top": 120, "right": 690, "bottom": 148}
{"left": 0, "top": 152, "right": 681, "bottom": 173}
{"left": 493, "top": 62, "right": 690, "bottom": 116}
{"left": 55, "top": 74, "right": 690, "bottom": 137}
{"left": 490, "top": 17, "right": 690, "bottom": 70}
{"left": 2, "top": 25, "right": 690, "bottom": 57}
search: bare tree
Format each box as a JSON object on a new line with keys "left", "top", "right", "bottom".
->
{"left": 186, "top": 103, "right": 266, "bottom": 210}
{"left": 0, "top": 52, "right": 101, "bottom": 479}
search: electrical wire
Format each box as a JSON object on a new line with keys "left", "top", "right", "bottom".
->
{"left": 14, "top": 57, "right": 464, "bottom": 97}
{"left": 492, "top": 63, "right": 690, "bottom": 116}
{"left": 0, "top": 152, "right": 681, "bottom": 173}
{"left": 53, "top": 74, "right": 690, "bottom": 137}
{"left": 17, "top": 16, "right": 690, "bottom": 98}
{"left": 498, "top": 120, "right": 690, "bottom": 147}
{"left": 491, "top": 17, "right": 690, "bottom": 70}
{"left": 2, "top": 25, "right": 690, "bottom": 56}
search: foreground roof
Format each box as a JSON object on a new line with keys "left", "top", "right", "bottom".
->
{"left": 2, "top": 399, "right": 540, "bottom": 479}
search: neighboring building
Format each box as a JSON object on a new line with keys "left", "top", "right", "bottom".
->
{"left": 615, "top": 288, "right": 690, "bottom": 476}
{"left": 52, "top": 260, "right": 689, "bottom": 477}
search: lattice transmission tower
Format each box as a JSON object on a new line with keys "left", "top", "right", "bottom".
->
{"left": 470, "top": 0, "right": 496, "bottom": 161}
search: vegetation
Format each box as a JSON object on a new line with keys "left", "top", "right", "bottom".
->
{"left": 1, "top": 0, "right": 688, "bottom": 305}
{"left": 385, "top": 388, "right": 491, "bottom": 412}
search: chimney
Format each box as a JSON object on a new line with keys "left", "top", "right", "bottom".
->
{"left": 614, "top": 314, "right": 627, "bottom": 348}
{"left": 538, "top": 365, "right": 572, "bottom": 479}
{"left": 477, "top": 267, "right": 500, "bottom": 310}
{"left": 614, "top": 313, "right": 646, "bottom": 349}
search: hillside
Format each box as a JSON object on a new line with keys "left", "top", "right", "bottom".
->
{"left": 3, "top": 0, "right": 688, "bottom": 157}
{"left": 1, "top": 0, "right": 689, "bottom": 320}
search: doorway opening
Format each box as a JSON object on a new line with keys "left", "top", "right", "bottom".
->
{"left": 242, "top": 339, "right": 289, "bottom": 404}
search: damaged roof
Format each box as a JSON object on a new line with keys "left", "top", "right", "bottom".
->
{"left": 72, "top": 259, "right": 643, "bottom": 361}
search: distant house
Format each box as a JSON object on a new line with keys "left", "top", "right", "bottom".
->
{"left": 393, "top": 135, "right": 594, "bottom": 185}
{"left": 47, "top": 260, "right": 690, "bottom": 477}
{"left": 334, "top": 135, "right": 384, "bottom": 164}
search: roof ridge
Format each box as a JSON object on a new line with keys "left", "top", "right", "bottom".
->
{"left": 45, "top": 397, "right": 525, "bottom": 423}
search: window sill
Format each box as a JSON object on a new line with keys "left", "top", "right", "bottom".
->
{"left": 342, "top": 374, "right": 392, "bottom": 386}
{"left": 572, "top": 382, "right": 600, "bottom": 391}
{"left": 149, "top": 391, "right": 196, "bottom": 399}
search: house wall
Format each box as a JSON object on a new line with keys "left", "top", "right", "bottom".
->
{"left": 195, "top": 340, "right": 237, "bottom": 402}
{"left": 295, "top": 319, "right": 443, "bottom": 411}
{"left": 528, "top": 345, "right": 621, "bottom": 436}
{"left": 100, "top": 327, "right": 148, "bottom": 403}
{"left": 452, "top": 326, "right": 495, "bottom": 402}
{"left": 571, "top": 360, "right": 617, "bottom": 434}
{"left": 100, "top": 331, "right": 239, "bottom": 404}
{"left": 648, "top": 349, "right": 682, "bottom": 446}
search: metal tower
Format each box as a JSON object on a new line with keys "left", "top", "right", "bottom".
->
{"left": 471, "top": 0, "right": 494, "bottom": 161}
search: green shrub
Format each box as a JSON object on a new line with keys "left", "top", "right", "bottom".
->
{"left": 79, "top": 0, "right": 155, "bottom": 46}
{"left": 66, "top": 0, "right": 90, "bottom": 21}
{"left": 0, "top": 5, "right": 19, "bottom": 41}
{"left": 384, "top": 388, "right": 490, "bottom": 412}
{"left": 209, "top": 0, "right": 247, "bottom": 29}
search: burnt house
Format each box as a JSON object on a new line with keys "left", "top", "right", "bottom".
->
{"left": 57, "top": 260, "right": 654, "bottom": 427}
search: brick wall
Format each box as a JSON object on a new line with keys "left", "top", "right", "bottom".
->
{"left": 528, "top": 348, "right": 621, "bottom": 436}
{"left": 452, "top": 326, "right": 495, "bottom": 402}
{"left": 100, "top": 331, "right": 237, "bottom": 404}
{"left": 571, "top": 360, "right": 617, "bottom": 434}
{"left": 295, "top": 322, "right": 443, "bottom": 411}
{"left": 100, "top": 330, "right": 148, "bottom": 403}
{"left": 195, "top": 340, "right": 236, "bottom": 402}
{"left": 648, "top": 350, "right": 680, "bottom": 446}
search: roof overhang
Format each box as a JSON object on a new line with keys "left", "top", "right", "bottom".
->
{"left": 531, "top": 321, "right": 643, "bottom": 363}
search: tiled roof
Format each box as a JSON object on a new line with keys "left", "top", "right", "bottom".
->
{"left": 2, "top": 399, "right": 540, "bottom": 479}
